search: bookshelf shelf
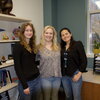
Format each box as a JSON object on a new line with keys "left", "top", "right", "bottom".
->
{"left": 0, "top": 14, "right": 31, "bottom": 23}
{"left": 0, "top": 62, "right": 14, "bottom": 69}
{"left": 0, "top": 40, "right": 20, "bottom": 43}
{"left": 0, "top": 82, "right": 18, "bottom": 93}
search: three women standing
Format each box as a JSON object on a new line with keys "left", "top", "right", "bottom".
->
{"left": 13, "top": 23, "right": 87, "bottom": 100}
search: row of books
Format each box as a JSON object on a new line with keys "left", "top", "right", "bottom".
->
{"left": 0, "top": 69, "right": 12, "bottom": 88}
{"left": 0, "top": 91, "right": 10, "bottom": 100}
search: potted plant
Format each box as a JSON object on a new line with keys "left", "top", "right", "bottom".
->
{"left": 93, "top": 40, "right": 100, "bottom": 54}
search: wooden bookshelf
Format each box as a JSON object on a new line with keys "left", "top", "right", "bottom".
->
{"left": 0, "top": 13, "right": 30, "bottom": 95}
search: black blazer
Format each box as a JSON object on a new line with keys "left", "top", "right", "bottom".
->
{"left": 61, "top": 41, "right": 87, "bottom": 77}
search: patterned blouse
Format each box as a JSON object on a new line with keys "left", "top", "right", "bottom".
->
{"left": 37, "top": 47, "right": 61, "bottom": 78}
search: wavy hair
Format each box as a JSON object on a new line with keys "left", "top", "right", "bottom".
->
{"left": 38, "top": 25, "right": 60, "bottom": 51}
{"left": 19, "top": 23, "right": 37, "bottom": 53}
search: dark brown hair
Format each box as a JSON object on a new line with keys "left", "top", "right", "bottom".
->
{"left": 59, "top": 27, "right": 75, "bottom": 50}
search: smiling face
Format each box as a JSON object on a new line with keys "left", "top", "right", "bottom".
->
{"left": 24, "top": 25, "right": 33, "bottom": 40}
{"left": 61, "top": 29, "right": 72, "bottom": 43}
{"left": 44, "top": 28, "right": 54, "bottom": 42}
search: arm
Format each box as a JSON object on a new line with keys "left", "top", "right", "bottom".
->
{"left": 35, "top": 52, "right": 40, "bottom": 66}
{"left": 13, "top": 44, "right": 28, "bottom": 90}
{"left": 77, "top": 41, "right": 87, "bottom": 72}
{"left": 72, "top": 41, "right": 87, "bottom": 82}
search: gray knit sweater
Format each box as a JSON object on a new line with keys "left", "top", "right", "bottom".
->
{"left": 37, "top": 47, "right": 61, "bottom": 78}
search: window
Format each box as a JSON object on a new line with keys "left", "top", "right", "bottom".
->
{"left": 87, "top": 0, "right": 100, "bottom": 57}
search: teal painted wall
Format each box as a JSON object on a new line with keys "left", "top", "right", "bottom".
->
{"left": 52, "top": 0, "right": 57, "bottom": 29}
{"left": 43, "top": 0, "right": 52, "bottom": 25}
{"left": 57, "top": 0, "right": 87, "bottom": 45}
{"left": 43, "top": 0, "right": 93, "bottom": 68}
{"left": 43, "top": 0, "right": 57, "bottom": 29}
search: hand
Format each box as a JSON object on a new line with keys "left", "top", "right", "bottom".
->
{"left": 72, "top": 72, "right": 82, "bottom": 82}
{"left": 24, "top": 87, "right": 30, "bottom": 95}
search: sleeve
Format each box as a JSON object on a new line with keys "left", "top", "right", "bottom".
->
{"left": 35, "top": 52, "right": 40, "bottom": 66}
{"left": 13, "top": 44, "right": 28, "bottom": 89}
{"left": 76, "top": 41, "right": 87, "bottom": 72}
{"left": 61, "top": 50, "right": 64, "bottom": 68}
{"left": 60, "top": 49, "right": 65, "bottom": 73}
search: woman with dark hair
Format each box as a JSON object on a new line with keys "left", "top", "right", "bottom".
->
{"left": 13, "top": 23, "right": 40, "bottom": 100}
{"left": 59, "top": 28, "right": 87, "bottom": 100}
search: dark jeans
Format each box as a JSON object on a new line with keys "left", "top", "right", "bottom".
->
{"left": 18, "top": 77, "right": 41, "bottom": 100}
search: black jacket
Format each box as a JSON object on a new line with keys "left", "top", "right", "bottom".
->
{"left": 61, "top": 41, "right": 87, "bottom": 77}
{"left": 13, "top": 43, "right": 40, "bottom": 89}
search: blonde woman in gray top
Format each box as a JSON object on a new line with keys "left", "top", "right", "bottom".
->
{"left": 37, "top": 25, "right": 61, "bottom": 100}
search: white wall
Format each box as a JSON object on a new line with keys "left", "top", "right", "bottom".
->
{"left": 11, "top": 0, "right": 44, "bottom": 43}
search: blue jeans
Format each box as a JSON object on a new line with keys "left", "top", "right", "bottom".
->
{"left": 41, "top": 77, "right": 61, "bottom": 100}
{"left": 62, "top": 71, "right": 82, "bottom": 100}
{"left": 18, "top": 77, "right": 41, "bottom": 100}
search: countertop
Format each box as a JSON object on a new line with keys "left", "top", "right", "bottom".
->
{"left": 82, "top": 68, "right": 100, "bottom": 84}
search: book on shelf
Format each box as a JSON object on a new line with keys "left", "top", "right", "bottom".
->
{"left": 6, "top": 70, "right": 12, "bottom": 83}
{"left": 0, "top": 69, "right": 12, "bottom": 88}
{"left": 0, "top": 91, "right": 10, "bottom": 100}
{"left": 2, "top": 70, "right": 7, "bottom": 86}
{"left": 0, "top": 28, "right": 5, "bottom": 32}
{"left": 0, "top": 70, "right": 3, "bottom": 88}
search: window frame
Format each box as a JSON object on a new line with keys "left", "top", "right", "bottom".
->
{"left": 87, "top": 0, "right": 100, "bottom": 58}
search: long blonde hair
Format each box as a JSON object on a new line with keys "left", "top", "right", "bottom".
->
{"left": 19, "top": 23, "right": 37, "bottom": 53}
{"left": 38, "top": 25, "right": 60, "bottom": 51}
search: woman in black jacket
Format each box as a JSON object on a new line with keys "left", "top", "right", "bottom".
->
{"left": 13, "top": 23, "right": 40, "bottom": 100}
{"left": 59, "top": 28, "right": 87, "bottom": 100}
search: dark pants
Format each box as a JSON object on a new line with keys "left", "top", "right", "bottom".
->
{"left": 18, "top": 77, "right": 41, "bottom": 100}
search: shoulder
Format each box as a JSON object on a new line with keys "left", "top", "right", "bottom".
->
{"left": 73, "top": 41, "right": 85, "bottom": 52}
{"left": 74, "top": 41, "right": 83, "bottom": 47}
{"left": 36, "top": 43, "right": 43, "bottom": 51}
{"left": 13, "top": 42, "right": 22, "bottom": 47}
{"left": 13, "top": 43, "right": 23, "bottom": 51}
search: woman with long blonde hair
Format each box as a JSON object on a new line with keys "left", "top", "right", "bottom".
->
{"left": 37, "top": 25, "right": 61, "bottom": 100}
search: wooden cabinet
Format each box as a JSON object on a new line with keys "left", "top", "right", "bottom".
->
{"left": 81, "top": 81, "right": 100, "bottom": 100}
{"left": 58, "top": 81, "right": 100, "bottom": 100}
